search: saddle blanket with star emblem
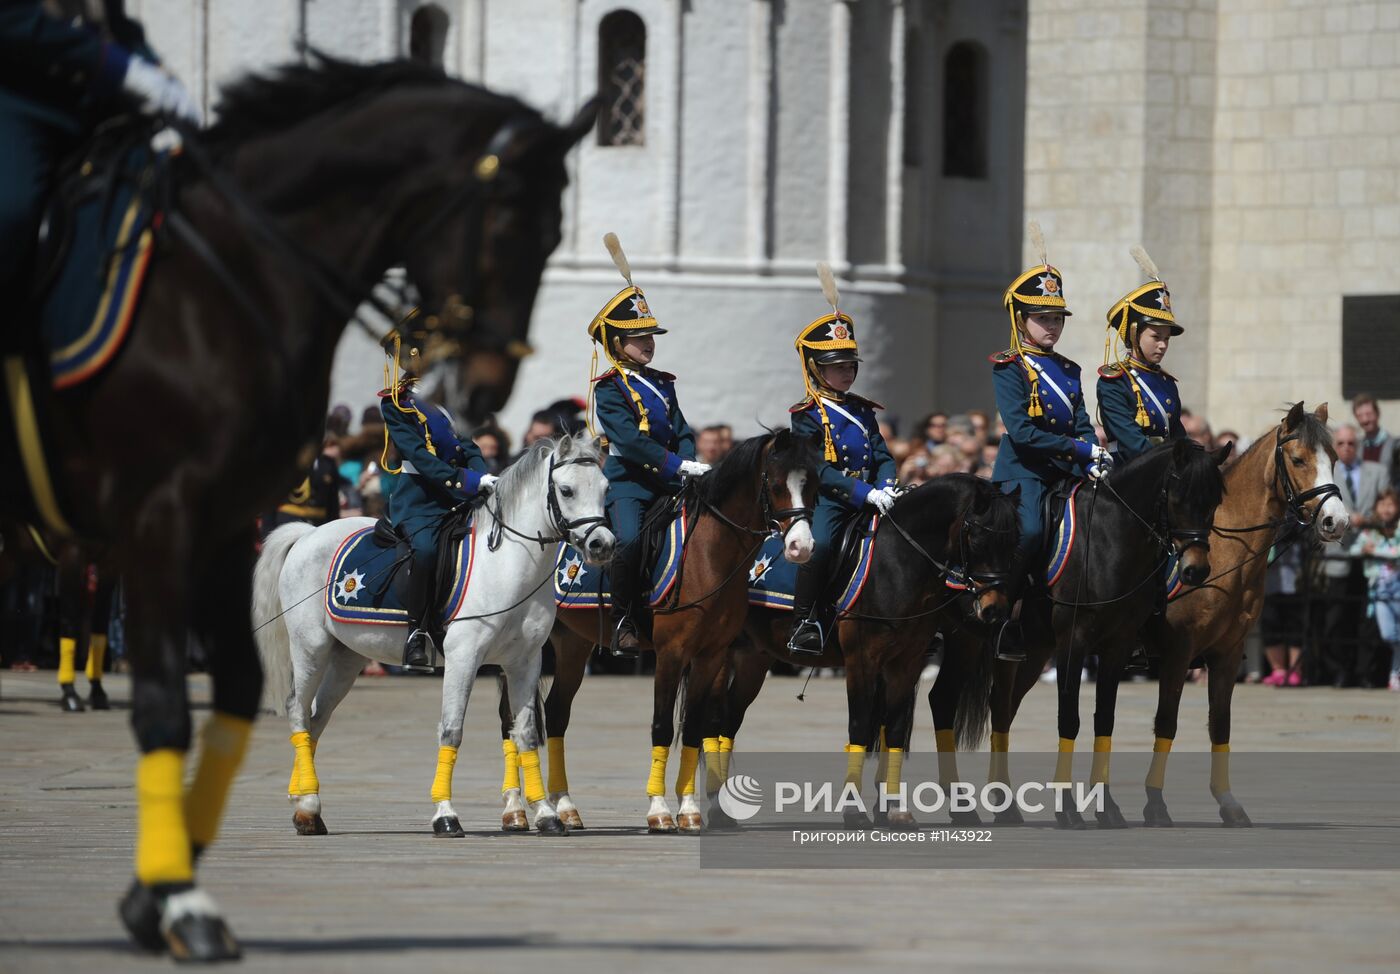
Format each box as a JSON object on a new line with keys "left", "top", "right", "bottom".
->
{"left": 325, "top": 524, "right": 477, "bottom": 626}
{"left": 746, "top": 515, "right": 878, "bottom": 612}
{"left": 554, "top": 504, "right": 688, "bottom": 609}
{"left": 1044, "top": 483, "right": 1185, "bottom": 598}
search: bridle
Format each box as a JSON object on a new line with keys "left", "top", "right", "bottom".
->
{"left": 1271, "top": 430, "right": 1341, "bottom": 530}
{"left": 487, "top": 454, "right": 609, "bottom": 552}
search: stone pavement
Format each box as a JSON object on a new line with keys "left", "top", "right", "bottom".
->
{"left": 1, "top": 669, "right": 1396, "bottom": 973}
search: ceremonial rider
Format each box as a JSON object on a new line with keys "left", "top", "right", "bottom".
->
{"left": 261, "top": 450, "right": 341, "bottom": 539}
{"left": 787, "top": 263, "right": 898, "bottom": 656}
{"left": 589, "top": 233, "right": 708, "bottom": 656}
{"left": 1097, "top": 247, "right": 1186, "bottom": 462}
{"left": 380, "top": 352, "right": 496, "bottom": 672}
{"left": 990, "top": 224, "right": 1110, "bottom": 661}
{"left": 1, "top": 1, "right": 200, "bottom": 338}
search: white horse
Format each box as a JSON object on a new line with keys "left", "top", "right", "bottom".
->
{"left": 253, "top": 434, "right": 614, "bottom": 837}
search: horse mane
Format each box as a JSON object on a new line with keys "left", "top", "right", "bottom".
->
{"left": 1109, "top": 441, "right": 1225, "bottom": 509}
{"left": 968, "top": 475, "right": 1020, "bottom": 537}
{"left": 205, "top": 51, "right": 537, "bottom": 149}
{"left": 695, "top": 433, "right": 775, "bottom": 507}
{"left": 491, "top": 433, "right": 601, "bottom": 528}
{"left": 1226, "top": 405, "right": 1334, "bottom": 475}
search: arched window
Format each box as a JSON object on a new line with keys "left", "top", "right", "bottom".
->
{"left": 903, "top": 25, "right": 921, "bottom": 167}
{"left": 409, "top": 3, "right": 449, "bottom": 68}
{"left": 598, "top": 10, "right": 646, "bottom": 147}
{"left": 942, "top": 41, "right": 987, "bottom": 179}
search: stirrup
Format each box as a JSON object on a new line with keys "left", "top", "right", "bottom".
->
{"left": 401, "top": 629, "right": 436, "bottom": 673}
{"left": 609, "top": 615, "right": 641, "bottom": 658}
{"left": 993, "top": 620, "right": 1026, "bottom": 663}
{"left": 787, "top": 617, "right": 826, "bottom": 657}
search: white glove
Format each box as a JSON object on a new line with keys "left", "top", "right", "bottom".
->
{"left": 123, "top": 56, "right": 202, "bottom": 125}
{"left": 1089, "top": 444, "right": 1114, "bottom": 466}
{"left": 1087, "top": 461, "right": 1110, "bottom": 482}
{"left": 865, "top": 487, "right": 897, "bottom": 515}
{"left": 678, "top": 460, "right": 712, "bottom": 478}
{"left": 477, "top": 474, "right": 500, "bottom": 494}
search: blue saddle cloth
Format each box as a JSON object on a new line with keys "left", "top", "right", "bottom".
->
{"left": 325, "top": 521, "right": 477, "bottom": 626}
{"left": 1045, "top": 482, "right": 1185, "bottom": 598}
{"left": 746, "top": 514, "right": 878, "bottom": 613}
{"left": 554, "top": 503, "right": 688, "bottom": 609}
{"left": 39, "top": 138, "right": 167, "bottom": 389}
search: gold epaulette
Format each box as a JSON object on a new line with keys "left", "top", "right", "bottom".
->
{"left": 591, "top": 368, "right": 619, "bottom": 384}
{"left": 845, "top": 392, "right": 886, "bottom": 411}
{"left": 1098, "top": 363, "right": 1127, "bottom": 379}
{"left": 789, "top": 396, "right": 816, "bottom": 413}
{"left": 988, "top": 349, "right": 1020, "bottom": 365}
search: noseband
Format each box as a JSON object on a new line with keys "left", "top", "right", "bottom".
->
{"left": 1272, "top": 430, "right": 1341, "bottom": 529}
{"left": 760, "top": 467, "right": 815, "bottom": 536}
{"left": 487, "top": 454, "right": 609, "bottom": 552}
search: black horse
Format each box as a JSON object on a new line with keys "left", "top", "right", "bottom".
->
{"left": 0, "top": 55, "right": 595, "bottom": 961}
{"left": 717, "top": 473, "right": 1021, "bottom": 827}
{"left": 941, "top": 438, "right": 1231, "bottom": 828}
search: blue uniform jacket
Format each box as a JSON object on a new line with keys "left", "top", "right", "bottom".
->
{"left": 1097, "top": 359, "right": 1186, "bottom": 463}
{"left": 790, "top": 393, "right": 897, "bottom": 509}
{"left": 990, "top": 348, "right": 1096, "bottom": 483}
{"left": 593, "top": 367, "right": 696, "bottom": 501}
{"left": 381, "top": 388, "right": 488, "bottom": 527}
{"left": 0, "top": 1, "right": 147, "bottom": 116}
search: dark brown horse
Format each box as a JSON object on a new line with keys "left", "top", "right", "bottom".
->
{"left": 0, "top": 55, "right": 594, "bottom": 960}
{"left": 537, "top": 431, "right": 821, "bottom": 833}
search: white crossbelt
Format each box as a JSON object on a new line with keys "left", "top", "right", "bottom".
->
{"left": 1024, "top": 356, "right": 1074, "bottom": 415}
{"left": 1128, "top": 367, "right": 1169, "bottom": 427}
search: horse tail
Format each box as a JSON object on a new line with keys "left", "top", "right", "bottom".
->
{"left": 253, "top": 522, "right": 315, "bottom": 716}
{"left": 953, "top": 635, "right": 994, "bottom": 752}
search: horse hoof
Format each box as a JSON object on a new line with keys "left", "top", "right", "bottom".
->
{"left": 118, "top": 880, "right": 166, "bottom": 952}
{"left": 535, "top": 815, "right": 568, "bottom": 836}
{"left": 1143, "top": 788, "right": 1173, "bottom": 827}
{"left": 706, "top": 806, "right": 739, "bottom": 832}
{"left": 166, "top": 912, "right": 242, "bottom": 963}
{"left": 88, "top": 684, "right": 111, "bottom": 710}
{"left": 1096, "top": 809, "right": 1130, "bottom": 829}
{"left": 950, "top": 809, "right": 985, "bottom": 826}
{"left": 1220, "top": 805, "right": 1253, "bottom": 828}
{"left": 843, "top": 810, "right": 871, "bottom": 831}
{"left": 884, "top": 809, "right": 918, "bottom": 831}
{"left": 59, "top": 686, "right": 84, "bottom": 713}
{"left": 677, "top": 811, "right": 704, "bottom": 834}
{"left": 647, "top": 813, "right": 677, "bottom": 834}
{"left": 432, "top": 815, "right": 465, "bottom": 838}
{"left": 500, "top": 810, "right": 529, "bottom": 832}
{"left": 293, "top": 810, "right": 327, "bottom": 836}
{"left": 1055, "top": 809, "right": 1088, "bottom": 830}
{"left": 557, "top": 807, "right": 585, "bottom": 830}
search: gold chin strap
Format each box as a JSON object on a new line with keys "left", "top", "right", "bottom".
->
{"left": 1104, "top": 309, "right": 1151, "bottom": 429}
{"left": 380, "top": 333, "right": 436, "bottom": 475}
{"left": 597, "top": 331, "right": 650, "bottom": 434}
{"left": 800, "top": 357, "right": 839, "bottom": 462}
{"left": 1007, "top": 304, "right": 1043, "bottom": 418}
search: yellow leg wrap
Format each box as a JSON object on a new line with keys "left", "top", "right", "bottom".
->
{"left": 718, "top": 736, "right": 734, "bottom": 781}
{"left": 135, "top": 749, "right": 193, "bottom": 885}
{"left": 844, "top": 743, "right": 866, "bottom": 786}
{"left": 287, "top": 738, "right": 317, "bottom": 796}
{"left": 703, "top": 737, "right": 723, "bottom": 793}
{"left": 990, "top": 731, "right": 1010, "bottom": 752}
{"left": 1053, "top": 737, "right": 1074, "bottom": 783}
{"left": 546, "top": 737, "right": 569, "bottom": 795}
{"left": 883, "top": 747, "right": 905, "bottom": 793}
{"left": 936, "top": 737, "right": 960, "bottom": 787}
{"left": 500, "top": 738, "right": 521, "bottom": 794}
{"left": 1145, "top": 736, "right": 1173, "bottom": 790}
{"left": 184, "top": 713, "right": 252, "bottom": 849}
{"left": 674, "top": 744, "right": 700, "bottom": 797}
{"left": 934, "top": 728, "right": 956, "bottom": 752}
{"left": 57, "top": 636, "right": 77, "bottom": 685}
{"left": 430, "top": 745, "right": 458, "bottom": 803}
{"left": 1089, "top": 735, "right": 1111, "bottom": 787}
{"left": 290, "top": 731, "right": 319, "bottom": 796}
{"left": 647, "top": 745, "right": 670, "bottom": 797}
{"left": 1210, "top": 742, "right": 1231, "bottom": 796}
{"left": 85, "top": 634, "right": 108, "bottom": 682}
{"left": 519, "top": 748, "right": 546, "bottom": 804}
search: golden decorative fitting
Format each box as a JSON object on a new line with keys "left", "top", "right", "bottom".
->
{"left": 475, "top": 154, "right": 501, "bottom": 181}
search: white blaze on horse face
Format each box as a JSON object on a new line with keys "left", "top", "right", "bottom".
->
{"left": 1313, "top": 446, "right": 1349, "bottom": 542}
{"left": 783, "top": 470, "right": 814, "bottom": 563}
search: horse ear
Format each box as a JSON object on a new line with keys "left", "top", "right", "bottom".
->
{"left": 1284, "top": 401, "right": 1305, "bottom": 431}
{"left": 1314, "top": 402, "right": 1329, "bottom": 424}
{"left": 1213, "top": 441, "right": 1235, "bottom": 466}
{"left": 773, "top": 428, "right": 792, "bottom": 451}
{"left": 1172, "top": 437, "right": 1194, "bottom": 464}
{"left": 558, "top": 96, "right": 600, "bottom": 152}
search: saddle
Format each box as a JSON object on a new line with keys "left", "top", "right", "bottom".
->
{"left": 372, "top": 506, "right": 474, "bottom": 636}
{"left": 1037, "top": 477, "right": 1080, "bottom": 585}
{"left": 826, "top": 506, "right": 876, "bottom": 600}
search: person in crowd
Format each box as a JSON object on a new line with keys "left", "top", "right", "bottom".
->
{"left": 1351, "top": 488, "right": 1400, "bottom": 691}
{"left": 1261, "top": 540, "right": 1305, "bottom": 686}
{"left": 929, "top": 444, "right": 965, "bottom": 477}
{"left": 1181, "top": 409, "right": 1214, "bottom": 450}
{"left": 696, "top": 425, "right": 729, "bottom": 465}
{"left": 1320, "top": 424, "right": 1387, "bottom": 687}
{"left": 326, "top": 403, "right": 353, "bottom": 440}
{"left": 1215, "top": 429, "right": 1243, "bottom": 454}
{"left": 1353, "top": 393, "right": 1397, "bottom": 489}
{"left": 261, "top": 438, "right": 343, "bottom": 538}
{"left": 521, "top": 410, "right": 562, "bottom": 452}
{"left": 880, "top": 419, "right": 910, "bottom": 466}
{"left": 967, "top": 409, "right": 990, "bottom": 444}
{"left": 898, "top": 450, "right": 932, "bottom": 487}
{"left": 920, "top": 412, "right": 949, "bottom": 451}
{"left": 471, "top": 423, "right": 511, "bottom": 475}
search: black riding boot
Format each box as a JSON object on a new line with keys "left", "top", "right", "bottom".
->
{"left": 609, "top": 545, "right": 645, "bottom": 657}
{"left": 787, "top": 560, "right": 828, "bottom": 657}
{"left": 993, "top": 549, "right": 1034, "bottom": 663}
{"left": 400, "top": 550, "right": 437, "bottom": 674}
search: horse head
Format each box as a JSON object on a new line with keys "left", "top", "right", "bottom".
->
{"left": 547, "top": 434, "right": 614, "bottom": 563}
{"left": 763, "top": 430, "right": 821, "bottom": 563}
{"left": 959, "top": 480, "right": 1020, "bottom": 624}
{"left": 1165, "top": 437, "right": 1232, "bottom": 587}
{"left": 1276, "top": 401, "right": 1348, "bottom": 542}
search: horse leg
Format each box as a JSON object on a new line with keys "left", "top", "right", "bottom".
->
{"left": 646, "top": 643, "right": 686, "bottom": 834}
{"left": 544, "top": 628, "right": 592, "bottom": 829}
{"left": 430, "top": 625, "right": 484, "bottom": 837}
{"left": 285, "top": 626, "right": 334, "bottom": 837}
{"left": 876, "top": 644, "right": 924, "bottom": 830}
{"left": 85, "top": 575, "right": 115, "bottom": 709}
{"left": 1142, "top": 628, "right": 1190, "bottom": 826}
{"left": 503, "top": 649, "right": 565, "bottom": 835}
{"left": 118, "top": 525, "right": 240, "bottom": 961}
{"left": 55, "top": 567, "right": 84, "bottom": 712}
{"left": 703, "top": 643, "right": 767, "bottom": 831}
{"left": 302, "top": 643, "right": 366, "bottom": 824}
{"left": 494, "top": 675, "right": 527, "bottom": 832}
{"left": 929, "top": 631, "right": 973, "bottom": 823}
{"left": 1207, "top": 648, "right": 1251, "bottom": 827}
{"left": 841, "top": 644, "right": 880, "bottom": 829}
{"left": 1091, "top": 662, "right": 1128, "bottom": 828}
{"left": 671, "top": 646, "right": 728, "bottom": 834}
{"left": 1052, "top": 613, "right": 1088, "bottom": 830}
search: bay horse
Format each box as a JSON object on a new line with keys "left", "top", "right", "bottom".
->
{"left": 0, "top": 55, "right": 595, "bottom": 960}
{"left": 532, "top": 430, "right": 820, "bottom": 833}
{"left": 1141, "top": 403, "right": 1346, "bottom": 827}
{"left": 941, "top": 438, "right": 1232, "bottom": 829}
{"left": 254, "top": 435, "right": 612, "bottom": 838}
{"left": 717, "top": 474, "right": 1020, "bottom": 829}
